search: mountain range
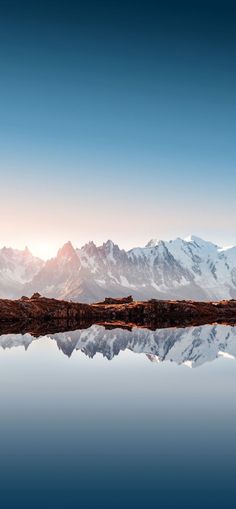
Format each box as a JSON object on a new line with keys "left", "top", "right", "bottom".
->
{"left": 1, "top": 323, "right": 236, "bottom": 368}
{"left": 1, "top": 235, "right": 236, "bottom": 302}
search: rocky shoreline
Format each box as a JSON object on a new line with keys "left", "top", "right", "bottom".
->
{"left": 1, "top": 294, "right": 236, "bottom": 335}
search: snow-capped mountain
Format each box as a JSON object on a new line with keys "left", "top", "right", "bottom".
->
{"left": 1, "top": 235, "right": 236, "bottom": 301}
{"left": 1, "top": 323, "right": 236, "bottom": 368}
{"left": 24, "top": 241, "right": 82, "bottom": 300}
{"left": 0, "top": 246, "right": 43, "bottom": 298}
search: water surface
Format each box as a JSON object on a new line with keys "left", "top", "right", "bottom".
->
{"left": 0, "top": 324, "right": 236, "bottom": 508}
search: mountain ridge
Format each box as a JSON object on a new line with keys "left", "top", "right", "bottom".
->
{"left": 1, "top": 235, "right": 236, "bottom": 301}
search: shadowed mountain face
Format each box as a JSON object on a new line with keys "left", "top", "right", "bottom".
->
{"left": 2, "top": 236, "right": 236, "bottom": 301}
{"left": 1, "top": 323, "right": 236, "bottom": 368}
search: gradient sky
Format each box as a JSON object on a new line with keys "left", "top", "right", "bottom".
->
{"left": 0, "top": 0, "right": 235, "bottom": 258}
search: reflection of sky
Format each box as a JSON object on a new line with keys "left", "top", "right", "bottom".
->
{"left": 0, "top": 337, "right": 236, "bottom": 507}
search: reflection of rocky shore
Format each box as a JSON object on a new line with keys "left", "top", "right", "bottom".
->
{"left": 1, "top": 295, "right": 236, "bottom": 335}
{"left": 0, "top": 319, "right": 94, "bottom": 337}
{"left": 0, "top": 323, "right": 236, "bottom": 368}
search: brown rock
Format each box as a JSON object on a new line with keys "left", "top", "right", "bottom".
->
{"left": 31, "top": 292, "right": 42, "bottom": 299}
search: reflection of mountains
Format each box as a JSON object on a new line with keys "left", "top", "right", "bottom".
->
{"left": 1, "top": 324, "right": 236, "bottom": 367}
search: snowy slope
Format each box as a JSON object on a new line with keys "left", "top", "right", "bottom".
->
{"left": 2, "top": 235, "right": 236, "bottom": 301}
{"left": 0, "top": 247, "right": 43, "bottom": 298}
{"left": 127, "top": 235, "right": 236, "bottom": 300}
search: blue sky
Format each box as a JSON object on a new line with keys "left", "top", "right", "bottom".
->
{"left": 0, "top": 0, "right": 235, "bottom": 258}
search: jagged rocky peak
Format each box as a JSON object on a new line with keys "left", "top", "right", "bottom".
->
{"left": 145, "top": 238, "right": 172, "bottom": 250}
{"left": 81, "top": 240, "right": 98, "bottom": 255}
{"left": 1, "top": 245, "right": 31, "bottom": 257}
{"left": 0, "top": 246, "right": 21, "bottom": 259}
{"left": 57, "top": 241, "right": 77, "bottom": 261}
{"left": 145, "top": 239, "right": 159, "bottom": 248}
{"left": 101, "top": 239, "right": 122, "bottom": 261}
{"left": 103, "top": 239, "right": 115, "bottom": 250}
{"left": 1, "top": 246, "right": 11, "bottom": 254}
{"left": 23, "top": 246, "right": 31, "bottom": 256}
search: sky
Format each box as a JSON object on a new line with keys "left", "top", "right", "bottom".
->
{"left": 0, "top": 0, "right": 235, "bottom": 259}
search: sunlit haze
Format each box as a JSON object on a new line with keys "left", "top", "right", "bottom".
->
{"left": 0, "top": 1, "right": 235, "bottom": 257}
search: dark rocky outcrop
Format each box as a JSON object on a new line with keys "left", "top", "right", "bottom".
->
{"left": 1, "top": 295, "right": 236, "bottom": 336}
{"left": 30, "top": 292, "right": 42, "bottom": 299}
{"left": 99, "top": 296, "right": 133, "bottom": 305}
{"left": 0, "top": 296, "right": 91, "bottom": 323}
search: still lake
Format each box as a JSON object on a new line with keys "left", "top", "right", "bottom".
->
{"left": 0, "top": 323, "right": 235, "bottom": 508}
